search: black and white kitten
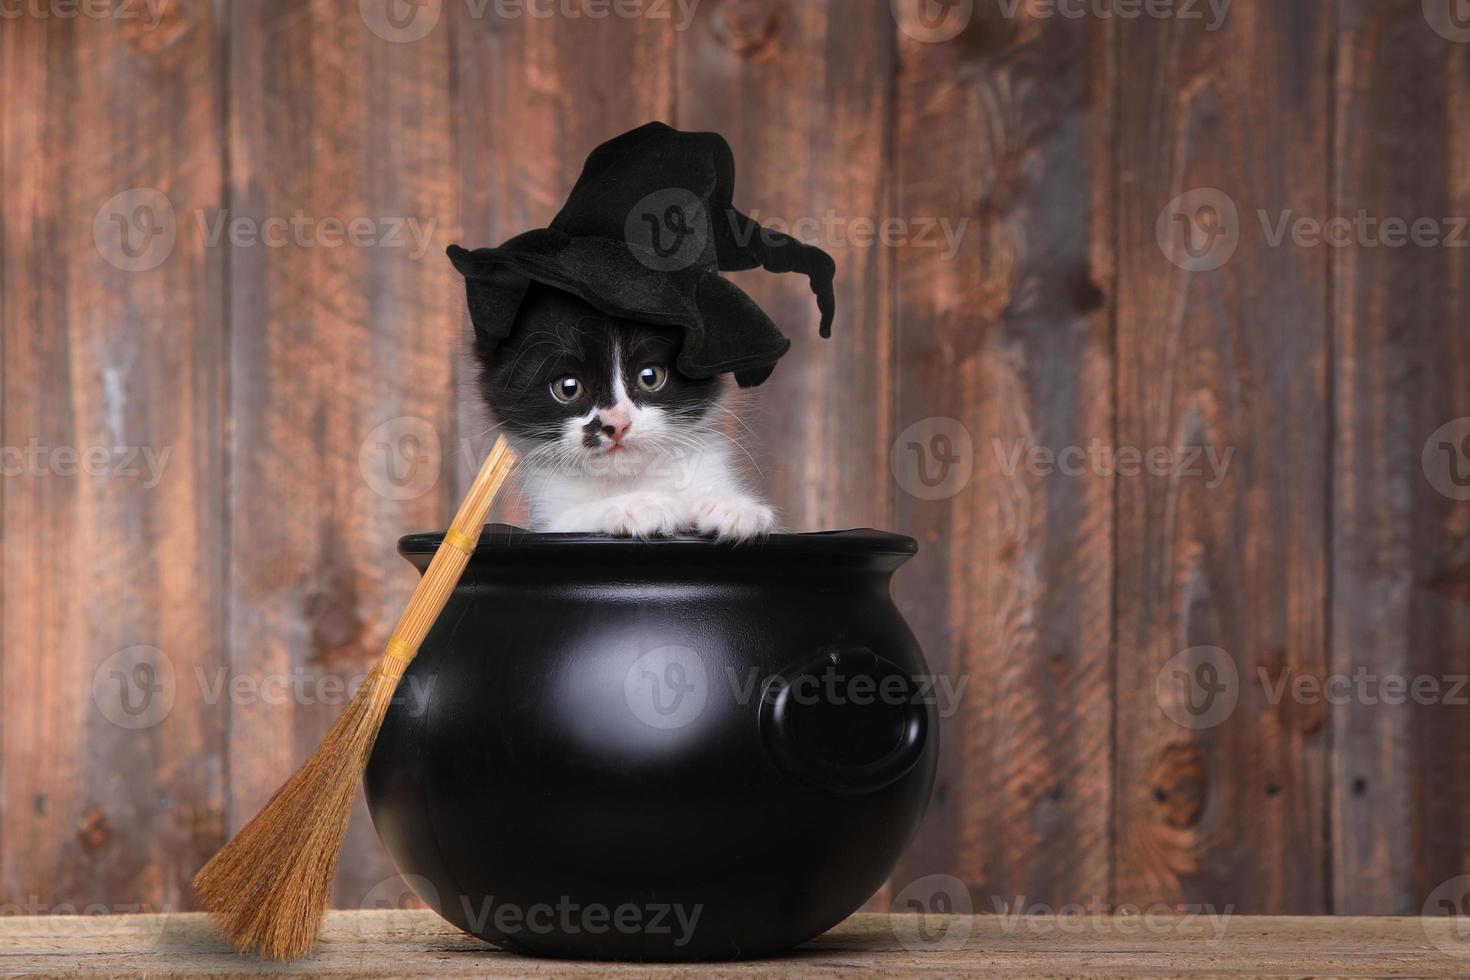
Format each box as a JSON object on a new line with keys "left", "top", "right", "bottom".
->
{"left": 478, "top": 285, "right": 775, "bottom": 540}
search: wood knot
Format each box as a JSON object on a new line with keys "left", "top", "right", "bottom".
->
{"left": 1072, "top": 273, "right": 1106, "bottom": 316}
{"left": 1148, "top": 743, "right": 1206, "bottom": 829}
{"left": 187, "top": 803, "right": 227, "bottom": 857}
{"left": 709, "top": 0, "right": 781, "bottom": 55}
{"left": 305, "top": 589, "right": 367, "bottom": 669}
{"left": 77, "top": 807, "right": 112, "bottom": 856}
{"left": 1428, "top": 540, "right": 1470, "bottom": 600}
{"left": 124, "top": 0, "right": 195, "bottom": 55}
{"left": 1255, "top": 649, "right": 1326, "bottom": 736}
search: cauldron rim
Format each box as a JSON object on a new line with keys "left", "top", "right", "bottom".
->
{"left": 397, "top": 523, "right": 917, "bottom": 563}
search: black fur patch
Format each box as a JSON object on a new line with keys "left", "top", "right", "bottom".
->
{"left": 478, "top": 285, "right": 723, "bottom": 446}
{"left": 582, "top": 417, "right": 609, "bottom": 448}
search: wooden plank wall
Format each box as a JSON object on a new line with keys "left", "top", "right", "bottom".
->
{"left": 1, "top": 0, "right": 226, "bottom": 913}
{"left": 1114, "top": 0, "right": 1332, "bottom": 912}
{"left": 1, "top": 0, "right": 1467, "bottom": 920}
{"left": 1332, "top": 0, "right": 1470, "bottom": 913}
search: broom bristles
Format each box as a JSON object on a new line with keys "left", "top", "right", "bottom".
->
{"left": 195, "top": 437, "right": 515, "bottom": 960}
{"left": 193, "top": 659, "right": 402, "bottom": 959}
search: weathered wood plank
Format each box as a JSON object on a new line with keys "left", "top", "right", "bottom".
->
{"left": 886, "top": 1, "right": 1116, "bottom": 913}
{"left": 449, "top": 2, "right": 676, "bottom": 516}
{"left": 1, "top": 911, "right": 1466, "bottom": 977}
{"left": 224, "top": 0, "right": 459, "bottom": 909}
{"left": 0, "top": 0, "right": 226, "bottom": 912}
{"left": 1114, "top": 1, "right": 1331, "bottom": 911}
{"left": 674, "top": 0, "right": 895, "bottom": 534}
{"left": 1331, "top": 0, "right": 1470, "bottom": 914}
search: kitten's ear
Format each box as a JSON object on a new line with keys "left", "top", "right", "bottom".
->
{"left": 448, "top": 245, "right": 530, "bottom": 356}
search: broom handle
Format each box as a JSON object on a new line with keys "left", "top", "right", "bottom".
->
{"left": 382, "top": 436, "right": 516, "bottom": 675}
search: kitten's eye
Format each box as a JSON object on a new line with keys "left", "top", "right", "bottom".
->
{"left": 550, "top": 376, "right": 583, "bottom": 404}
{"left": 636, "top": 365, "right": 668, "bottom": 392}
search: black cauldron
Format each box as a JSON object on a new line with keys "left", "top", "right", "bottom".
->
{"left": 365, "top": 525, "right": 937, "bottom": 961}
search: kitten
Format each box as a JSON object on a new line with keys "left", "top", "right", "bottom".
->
{"left": 477, "top": 285, "right": 775, "bottom": 540}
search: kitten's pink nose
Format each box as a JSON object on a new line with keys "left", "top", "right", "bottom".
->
{"left": 600, "top": 410, "right": 631, "bottom": 444}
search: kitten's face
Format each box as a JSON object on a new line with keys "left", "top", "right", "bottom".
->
{"left": 480, "top": 287, "right": 723, "bottom": 475}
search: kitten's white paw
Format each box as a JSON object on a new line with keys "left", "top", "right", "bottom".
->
{"left": 593, "top": 493, "right": 682, "bottom": 538}
{"left": 692, "top": 496, "right": 775, "bottom": 541}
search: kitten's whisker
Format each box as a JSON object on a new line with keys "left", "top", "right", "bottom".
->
{"left": 699, "top": 427, "right": 766, "bottom": 480}
{"left": 711, "top": 403, "right": 760, "bottom": 440}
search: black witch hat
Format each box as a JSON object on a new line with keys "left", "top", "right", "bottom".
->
{"left": 447, "top": 122, "right": 836, "bottom": 387}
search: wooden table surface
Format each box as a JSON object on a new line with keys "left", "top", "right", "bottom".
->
{"left": 2, "top": 911, "right": 1467, "bottom": 978}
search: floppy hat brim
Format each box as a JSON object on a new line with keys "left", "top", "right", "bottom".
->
{"left": 448, "top": 235, "right": 792, "bottom": 387}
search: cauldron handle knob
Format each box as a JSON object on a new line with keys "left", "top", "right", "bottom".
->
{"left": 758, "top": 646, "right": 929, "bottom": 796}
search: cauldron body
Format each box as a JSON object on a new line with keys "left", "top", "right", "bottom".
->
{"left": 365, "top": 526, "right": 937, "bottom": 961}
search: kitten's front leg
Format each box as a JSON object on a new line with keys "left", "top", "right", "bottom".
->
{"left": 689, "top": 494, "right": 775, "bottom": 541}
{"left": 544, "top": 492, "right": 682, "bottom": 538}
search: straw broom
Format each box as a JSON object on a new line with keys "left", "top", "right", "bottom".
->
{"left": 193, "top": 436, "right": 517, "bottom": 959}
